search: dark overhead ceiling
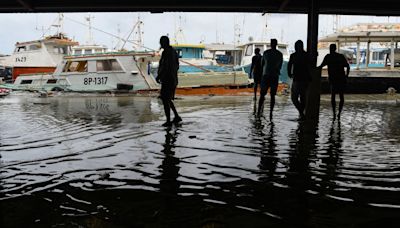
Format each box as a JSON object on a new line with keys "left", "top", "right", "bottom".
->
{"left": 3, "top": 0, "right": 400, "bottom": 16}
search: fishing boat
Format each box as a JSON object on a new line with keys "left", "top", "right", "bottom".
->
{"left": 2, "top": 49, "right": 253, "bottom": 95}
{"left": 235, "top": 41, "right": 291, "bottom": 85}
{"left": 0, "top": 33, "right": 79, "bottom": 81}
{"left": 1, "top": 51, "right": 159, "bottom": 92}
{"left": 150, "top": 43, "right": 253, "bottom": 95}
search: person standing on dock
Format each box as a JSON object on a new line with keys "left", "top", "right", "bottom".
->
{"left": 156, "top": 36, "right": 182, "bottom": 127}
{"left": 287, "top": 40, "right": 311, "bottom": 120}
{"left": 257, "top": 39, "right": 283, "bottom": 119}
{"left": 319, "top": 44, "right": 350, "bottom": 120}
{"left": 250, "top": 48, "right": 263, "bottom": 101}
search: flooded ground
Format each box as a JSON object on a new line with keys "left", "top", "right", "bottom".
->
{"left": 1, "top": 93, "right": 400, "bottom": 227}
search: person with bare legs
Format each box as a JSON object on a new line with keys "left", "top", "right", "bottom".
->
{"left": 257, "top": 39, "right": 283, "bottom": 120}
{"left": 287, "top": 40, "right": 311, "bottom": 120}
{"left": 250, "top": 48, "right": 263, "bottom": 101}
{"left": 319, "top": 44, "right": 350, "bottom": 120}
{"left": 156, "top": 36, "right": 182, "bottom": 127}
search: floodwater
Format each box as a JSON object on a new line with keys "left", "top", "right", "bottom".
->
{"left": 1, "top": 94, "right": 400, "bottom": 227}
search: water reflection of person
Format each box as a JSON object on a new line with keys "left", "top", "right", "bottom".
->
{"left": 286, "top": 120, "right": 318, "bottom": 227}
{"left": 159, "top": 128, "right": 180, "bottom": 195}
{"left": 320, "top": 120, "right": 342, "bottom": 193}
{"left": 252, "top": 120, "right": 278, "bottom": 180}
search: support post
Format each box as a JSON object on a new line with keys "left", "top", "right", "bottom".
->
{"left": 356, "top": 40, "right": 360, "bottom": 69}
{"left": 366, "top": 41, "right": 370, "bottom": 69}
{"left": 305, "top": 0, "right": 320, "bottom": 120}
{"left": 391, "top": 38, "right": 395, "bottom": 70}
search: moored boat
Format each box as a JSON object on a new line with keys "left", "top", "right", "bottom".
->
{"left": 235, "top": 41, "right": 291, "bottom": 84}
{"left": 2, "top": 51, "right": 159, "bottom": 93}
{"left": 0, "top": 33, "right": 79, "bottom": 81}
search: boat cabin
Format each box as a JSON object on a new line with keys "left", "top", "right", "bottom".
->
{"left": 204, "top": 43, "right": 242, "bottom": 65}
{"left": 71, "top": 44, "right": 108, "bottom": 55}
{"left": 171, "top": 44, "right": 205, "bottom": 59}
{"left": 240, "top": 42, "right": 289, "bottom": 59}
{"left": 5, "top": 33, "right": 79, "bottom": 80}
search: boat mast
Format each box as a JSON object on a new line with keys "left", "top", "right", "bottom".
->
{"left": 132, "top": 15, "right": 144, "bottom": 51}
{"left": 260, "top": 13, "right": 269, "bottom": 41}
{"left": 85, "top": 14, "right": 95, "bottom": 45}
{"left": 120, "top": 14, "right": 145, "bottom": 51}
{"left": 174, "top": 14, "right": 186, "bottom": 44}
{"left": 333, "top": 15, "right": 341, "bottom": 33}
{"left": 52, "top": 13, "right": 65, "bottom": 35}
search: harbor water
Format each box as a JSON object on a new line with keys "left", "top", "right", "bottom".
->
{"left": 1, "top": 94, "right": 400, "bottom": 227}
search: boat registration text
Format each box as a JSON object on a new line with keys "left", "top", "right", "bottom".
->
{"left": 84, "top": 77, "right": 108, "bottom": 85}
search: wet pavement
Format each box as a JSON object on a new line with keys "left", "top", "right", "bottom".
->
{"left": 0, "top": 93, "right": 400, "bottom": 227}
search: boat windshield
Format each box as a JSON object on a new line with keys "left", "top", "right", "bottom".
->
{"left": 63, "top": 61, "right": 88, "bottom": 72}
{"left": 96, "top": 59, "right": 123, "bottom": 71}
{"left": 278, "top": 47, "right": 288, "bottom": 56}
{"left": 245, "top": 45, "right": 253, "bottom": 56}
{"left": 255, "top": 45, "right": 265, "bottom": 53}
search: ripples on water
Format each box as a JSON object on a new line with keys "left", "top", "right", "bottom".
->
{"left": 1, "top": 94, "right": 400, "bottom": 227}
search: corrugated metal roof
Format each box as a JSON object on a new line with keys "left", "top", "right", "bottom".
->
{"left": 320, "top": 23, "right": 400, "bottom": 42}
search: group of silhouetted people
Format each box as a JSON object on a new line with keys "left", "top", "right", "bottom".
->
{"left": 251, "top": 39, "right": 350, "bottom": 120}
{"left": 156, "top": 35, "right": 350, "bottom": 127}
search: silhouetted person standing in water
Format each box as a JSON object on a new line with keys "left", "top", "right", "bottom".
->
{"left": 319, "top": 44, "right": 350, "bottom": 120}
{"left": 258, "top": 39, "right": 283, "bottom": 119}
{"left": 287, "top": 40, "right": 311, "bottom": 120}
{"left": 156, "top": 36, "right": 182, "bottom": 127}
{"left": 250, "top": 48, "right": 263, "bottom": 101}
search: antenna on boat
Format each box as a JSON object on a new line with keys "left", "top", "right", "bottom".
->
{"left": 120, "top": 14, "right": 145, "bottom": 51}
{"left": 333, "top": 15, "right": 341, "bottom": 33}
{"left": 234, "top": 17, "right": 242, "bottom": 46}
{"left": 115, "top": 24, "right": 122, "bottom": 50}
{"left": 35, "top": 15, "right": 46, "bottom": 38}
{"left": 85, "top": 14, "right": 95, "bottom": 45}
{"left": 260, "top": 14, "right": 269, "bottom": 41}
{"left": 51, "top": 13, "right": 65, "bottom": 35}
{"left": 215, "top": 14, "right": 220, "bottom": 43}
{"left": 174, "top": 14, "right": 186, "bottom": 44}
{"left": 132, "top": 14, "right": 144, "bottom": 51}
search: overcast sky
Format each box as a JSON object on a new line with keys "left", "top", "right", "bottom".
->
{"left": 0, "top": 12, "right": 399, "bottom": 54}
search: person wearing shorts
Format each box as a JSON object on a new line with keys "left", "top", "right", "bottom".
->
{"left": 156, "top": 36, "right": 182, "bottom": 127}
{"left": 257, "top": 39, "right": 283, "bottom": 119}
{"left": 319, "top": 43, "right": 350, "bottom": 120}
{"left": 250, "top": 48, "right": 263, "bottom": 101}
